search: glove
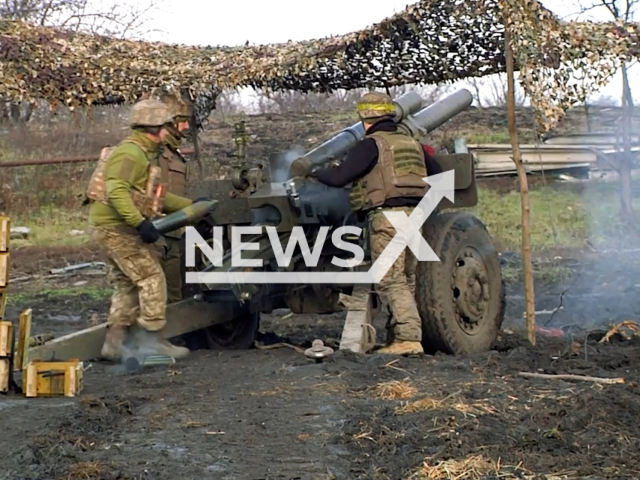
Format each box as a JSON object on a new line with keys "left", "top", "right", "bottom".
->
{"left": 289, "top": 158, "right": 312, "bottom": 178}
{"left": 136, "top": 219, "right": 160, "bottom": 244}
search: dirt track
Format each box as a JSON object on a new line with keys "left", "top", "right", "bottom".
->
{"left": 2, "top": 321, "right": 640, "bottom": 480}
{"left": 2, "top": 249, "right": 640, "bottom": 479}
{"left": 3, "top": 239, "right": 640, "bottom": 479}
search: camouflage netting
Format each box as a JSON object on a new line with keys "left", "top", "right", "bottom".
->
{"left": 0, "top": 0, "right": 639, "bottom": 131}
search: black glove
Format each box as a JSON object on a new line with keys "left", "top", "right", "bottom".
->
{"left": 136, "top": 219, "right": 160, "bottom": 244}
{"left": 193, "top": 197, "right": 209, "bottom": 203}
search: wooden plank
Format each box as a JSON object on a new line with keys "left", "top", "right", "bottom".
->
{"left": 0, "top": 358, "right": 10, "bottom": 393}
{"left": 0, "top": 254, "right": 8, "bottom": 289}
{"left": 28, "top": 298, "right": 236, "bottom": 362}
{"left": 14, "top": 309, "right": 32, "bottom": 371}
{"left": 0, "top": 217, "right": 9, "bottom": 253}
{"left": 338, "top": 285, "right": 377, "bottom": 354}
{"left": 0, "top": 291, "right": 7, "bottom": 321}
{"left": 0, "top": 321, "right": 12, "bottom": 357}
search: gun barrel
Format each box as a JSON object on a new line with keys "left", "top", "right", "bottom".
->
{"left": 152, "top": 200, "right": 217, "bottom": 234}
{"left": 399, "top": 89, "right": 473, "bottom": 136}
{"left": 300, "top": 91, "right": 423, "bottom": 166}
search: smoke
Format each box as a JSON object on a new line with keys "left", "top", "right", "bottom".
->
{"left": 504, "top": 111, "right": 640, "bottom": 334}
{"left": 270, "top": 145, "right": 306, "bottom": 182}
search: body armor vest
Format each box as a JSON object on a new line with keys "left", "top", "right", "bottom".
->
{"left": 84, "top": 138, "right": 166, "bottom": 219}
{"left": 158, "top": 146, "right": 187, "bottom": 196}
{"left": 158, "top": 146, "right": 188, "bottom": 237}
{"left": 349, "top": 130, "right": 429, "bottom": 212}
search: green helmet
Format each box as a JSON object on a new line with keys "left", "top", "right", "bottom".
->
{"left": 150, "top": 89, "right": 194, "bottom": 120}
{"left": 356, "top": 92, "right": 396, "bottom": 121}
{"left": 129, "top": 99, "right": 174, "bottom": 127}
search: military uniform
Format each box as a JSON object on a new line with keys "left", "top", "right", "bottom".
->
{"left": 294, "top": 92, "right": 430, "bottom": 355}
{"left": 151, "top": 91, "right": 193, "bottom": 303}
{"left": 87, "top": 99, "right": 193, "bottom": 360}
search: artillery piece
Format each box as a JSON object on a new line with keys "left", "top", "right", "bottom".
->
{"left": 158, "top": 88, "right": 505, "bottom": 355}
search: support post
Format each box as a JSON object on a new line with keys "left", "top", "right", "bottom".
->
{"left": 504, "top": 28, "right": 536, "bottom": 345}
{"left": 338, "top": 285, "right": 378, "bottom": 353}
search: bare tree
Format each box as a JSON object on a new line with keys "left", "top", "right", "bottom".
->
{"left": 249, "top": 83, "right": 451, "bottom": 115}
{"left": 571, "top": 0, "right": 638, "bottom": 217}
{"left": 0, "top": 0, "right": 168, "bottom": 124}
{"left": 466, "top": 73, "right": 526, "bottom": 108}
{"left": 1, "top": 0, "right": 167, "bottom": 38}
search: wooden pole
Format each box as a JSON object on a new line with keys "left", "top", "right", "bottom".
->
{"left": 504, "top": 29, "right": 536, "bottom": 345}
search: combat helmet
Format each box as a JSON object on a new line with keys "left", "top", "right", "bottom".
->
{"left": 149, "top": 88, "right": 193, "bottom": 121}
{"left": 129, "top": 99, "right": 174, "bottom": 128}
{"left": 356, "top": 91, "right": 396, "bottom": 121}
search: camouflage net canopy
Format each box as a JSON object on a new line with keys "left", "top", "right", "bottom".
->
{"left": 0, "top": 0, "right": 639, "bottom": 131}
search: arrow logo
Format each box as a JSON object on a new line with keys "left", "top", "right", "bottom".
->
{"left": 368, "top": 170, "right": 455, "bottom": 283}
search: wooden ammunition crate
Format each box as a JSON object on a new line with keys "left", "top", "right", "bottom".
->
{"left": 0, "top": 216, "right": 9, "bottom": 253}
{"left": 25, "top": 359, "right": 83, "bottom": 397}
{"left": 0, "top": 358, "right": 10, "bottom": 392}
{"left": 0, "top": 321, "right": 12, "bottom": 357}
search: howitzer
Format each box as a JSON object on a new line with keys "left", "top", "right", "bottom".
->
{"left": 178, "top": 88, "right": 504, "bottom": 355}
{"left": 290, "top": 89, "right": 473, "bottom": 174}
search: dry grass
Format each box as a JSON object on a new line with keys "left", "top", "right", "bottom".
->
{"left": 60, "top": 461, "right": 103, "bottom": 480}
{"left": 406, "top": 455, "right": 533, "bottom": 480}
{"left": 600, "top": 320, "right": 640, "bottom": 343}
{"left": 395, "top": 392, "right": 497, "bottom": 417}
{"left": 372, "top": 379, "right": 418, "bottom": 400}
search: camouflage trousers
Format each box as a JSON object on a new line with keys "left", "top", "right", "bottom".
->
{"left": 91, "top": 226, "right": 167, "bottom": 332}
{"left": 368, "top": 207, "right": 422, "bottom": 342}
{"left": 156, "top": 234, "right": 183, "bottom": 304}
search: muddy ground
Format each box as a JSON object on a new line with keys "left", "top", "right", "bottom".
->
{"left": 2, "top": 243, "right": 640, "bottom": 480}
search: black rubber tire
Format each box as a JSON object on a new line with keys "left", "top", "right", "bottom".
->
{"left": 177, "top": 223, "right": 260, "bottom": 351}
{"left": 417, "top": 211, "right": 505, "bottom": 355}
{"left": 179, "top": 307, "right": 260, "bottom": 351}
{"left": 199, "top": 310, "right": 260, "bottom": 350}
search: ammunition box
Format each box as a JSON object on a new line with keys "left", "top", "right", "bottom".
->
{"left": 0, "top": 321, "right": 12, "bottom": 357}
{"left": 0, "top": 253, "right": 8, "bottom": 289}
{"left": 25, "top": 359, "right": 83, "bottom": 397}
{"left": 0, "top": 358, "right": 10, "bottom": 392}
{"left": 0, "top": 216, "right": 9, "bottom": 252}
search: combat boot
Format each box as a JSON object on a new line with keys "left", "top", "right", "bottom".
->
{"left": 377, "top": 340, "right": 424, "bottom": 355}
{"left": 133, "top": 330, "right": 190, "bottom": 359}
{"left": 153, "top": 338, "right": 190, "bottom": 359}
{"left": 101, "top": 325, "right": 130, "bottom": 361}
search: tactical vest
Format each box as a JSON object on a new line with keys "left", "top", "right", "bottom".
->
{"left": 84, "top": 138, "right": 167, "bottom": 219}
{"left": 349, "top": 130, "right": 429, "bottom": 212}
{"left": 158, "top": 146, "right": 187, "bottom": 196}
{"left": 158, "top": 146, "right": 188, "bottom": 237}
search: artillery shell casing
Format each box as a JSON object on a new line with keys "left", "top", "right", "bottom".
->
{"left": 152, "top": 200, "right": 217, "bottom": 234}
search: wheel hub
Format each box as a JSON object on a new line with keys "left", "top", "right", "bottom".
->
{"left": 452, "top": 247, "right": 490, "bottom": 332}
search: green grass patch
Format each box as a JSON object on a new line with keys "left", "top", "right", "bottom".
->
{"left": 471, "top": 186, "right": 587, "bottom": 251}
{"left": 7, "top": 285, "right": 111, "bottom": 305}
{"left": 465, "top": 131, "right": 513, "bottom": 144}
{"left": 472, "top": 182, "right": 640, "bottom": 251}
{"left": 12, "top": 206, "right": 90, "bottom": 247}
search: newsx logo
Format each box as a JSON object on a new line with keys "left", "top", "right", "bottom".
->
{"left": 184, "top": 171, "right": 454, "bottom": 285}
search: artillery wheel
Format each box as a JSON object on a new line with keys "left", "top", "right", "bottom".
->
{"left": 180, "top": 307, "right": 260, "bottom": 351}
{"left": 177, "top": 225, "right": 260, "bottom": 351}
{"left": 417, "top": 211, "right": 505, "bottom": 355}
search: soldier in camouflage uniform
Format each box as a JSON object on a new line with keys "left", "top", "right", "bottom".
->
{"left": 291, "top": 92, "right": 436, "bottom": 355}
{"left": 150, "top": 90, "right": 194, "bottom": 303}
{"left": 87, "top": 99, "right": 194, "bottom": 361}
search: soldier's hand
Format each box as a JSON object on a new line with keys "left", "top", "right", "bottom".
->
{"left": 136, "top": 220, "right": 160, "bottom": 243}
{"left": 289, "top": 158, "right": 312, "bottom": 178}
